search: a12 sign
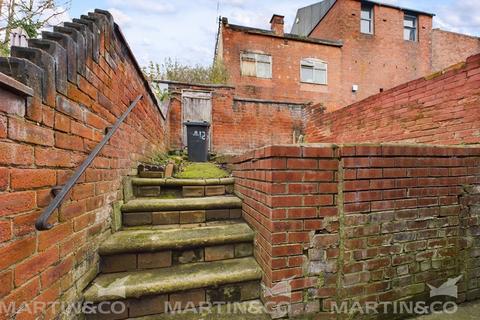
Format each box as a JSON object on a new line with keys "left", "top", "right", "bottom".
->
{"left": 193, "top": 130, "right": 207, "bottom": 141}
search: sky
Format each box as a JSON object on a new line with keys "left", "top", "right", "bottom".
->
{"left": 63, "top": 0, "right": 480, "bottom": 67}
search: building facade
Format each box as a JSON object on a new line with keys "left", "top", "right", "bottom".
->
{"left": 216, "top": 0, "right": 480, "bottom": 111}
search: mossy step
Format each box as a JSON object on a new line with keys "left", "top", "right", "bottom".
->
{"left": 83, "top": 257, "right": 262, "bottom": 302}
{"left": 99, "top": 223, "right": 254, "bottom": 255}
{"left": 132, "top": 177, "right": 235, "bottom": 186}
{"left": 121, "top": 196, "right": 242, "bottom": 213}
{"left": 131, "top": 300, "right": 270, "bottom": 320}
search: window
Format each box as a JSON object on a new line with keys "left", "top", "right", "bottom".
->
{"left": 300, "top": 58, "right": 327, "bottom": 85}
{"left": 240, "top": 52, "right": 272, "bottom": 78}
{"left": 404, "top": 14, "right": 417, "bottom": 41}
{"left": 360, "top": 3, "right": 373, "bottom": 34}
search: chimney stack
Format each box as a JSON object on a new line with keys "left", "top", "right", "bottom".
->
{"left": 270, "top": 14, "right": 285, "bottom": 36}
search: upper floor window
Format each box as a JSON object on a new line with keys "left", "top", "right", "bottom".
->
{"left": 300, "top": 58, "right": 327, "bottom": 85}
{"left": 404, "top": 14, "right": 417, "bottom": 41}
{"left": 360, "top": 3, "right": 373, "bottom": 34}
{"left": 240, "top": 52, "right": 272, "bottom": 78}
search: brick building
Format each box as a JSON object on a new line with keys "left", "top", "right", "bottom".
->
{"left": 0, "top": 3, "right": 479, "bottom": 320}
{"left": 215, "top": 0, "right": 480, "bottom": 111}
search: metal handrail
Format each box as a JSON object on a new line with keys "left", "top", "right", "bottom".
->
{"left": 35, "top": 95, "right": 143, "bottom": 231}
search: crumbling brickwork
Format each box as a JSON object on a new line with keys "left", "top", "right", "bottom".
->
{"left": 232, "top": 144, "right": 480, "bottom": 318}
{"left": 0, "top": 10, "right": 167, "bottom": 319}
{"left": 305, "top": 53, "right": 480, "bottom": 145}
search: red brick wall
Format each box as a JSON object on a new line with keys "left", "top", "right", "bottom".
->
{"left": 432, "top": 29, "right": 480, "bottom": 72}
{"left": 220, "top": 25, "right": 344, "bottom": 111}
{"left": 166, "top": 82, "right": 305, "bottom": 154}
{"left": 310, "top": 0, "right": 433, "bottom": 106}
{"left": 306, "top": 53, "right": 480, "bottom": 145}
{"left": 232, "top": 144, "right": 480, "bottom": 318}
{"left": 0, "top": 10, "right": 167, "bottom": 319}
{"left": 219, "top": 0, "right": 453, "bottom": 112}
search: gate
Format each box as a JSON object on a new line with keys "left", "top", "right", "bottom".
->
{"left": 181, "top": 90, "right": 212, "bottom": 149}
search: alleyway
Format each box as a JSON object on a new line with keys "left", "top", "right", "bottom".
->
{"left": 415, "top": 301, "right": 480, "bottom": 320}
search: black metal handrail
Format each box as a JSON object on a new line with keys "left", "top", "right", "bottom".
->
{"left": 35, "top": 95, "right": 143, "bottom": 231}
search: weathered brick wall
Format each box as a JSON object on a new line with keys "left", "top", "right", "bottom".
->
{"left": 166, "top": 81, "right": 305, "bottom": 154}
{"left": 232, "top": 144, "right": 480, "bottom": 318}
{"left": 432, "top": 29, "right": 480, "bottom": 72}
{"left": 306, "top": 53, "right": 480, "bottom": 145}
{"left": 219, "top": 0, "right": 463, "bottom": 112}
{"left": 219, "top": 22, "right": 345, "bottom": 111}
{"left": 310, "top": 0, "right": 434, "bottom": 107}
{"left": 0, "top": 10, "right": 167, "bottom": 319}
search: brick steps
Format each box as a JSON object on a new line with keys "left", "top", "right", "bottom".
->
{"left": 121, "top": 196, "right": 243, "bottom": 226}
{"left": 98, "top": 223, "right": 255, "bottom": 273}
{"left": 83, "top": 174, "right": 264, "bottom": 319}
{"left": 84, "top": 257, "right": 262, "bottom": 302}
{"left": 132, "top": 177, "right": 235, "bottom": 198}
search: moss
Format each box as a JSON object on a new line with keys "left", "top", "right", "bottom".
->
{"left": 157, "top": 191, "right": 180, "bottom": 199}
{"left": 145, "top": 151, "right": 184, "bottom": 167}
{"left": 83, "top": 257, "right": 261, "bottom": 302}
{"left": 122, "top": 196, "right": 242, "bottom": 213}
{"left": 175, "top": 162, "right": 229, "bottom": 179}
{"left": 99, "top": 223, "right": 254, "bottom": 255}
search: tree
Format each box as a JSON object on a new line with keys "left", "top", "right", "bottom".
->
{"left": 143, "top": 58, "right": 229, "bottom": 85}
{"left": 0, "top": 0, "right": 71, "bottom": 56}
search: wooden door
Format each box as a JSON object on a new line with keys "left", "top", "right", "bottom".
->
{"left": 181, "top": 91, "right": 212, "bottom": 149}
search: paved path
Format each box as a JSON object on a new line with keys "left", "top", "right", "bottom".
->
{"left": 415, "top": 301, "right": 480, "bottom": 320}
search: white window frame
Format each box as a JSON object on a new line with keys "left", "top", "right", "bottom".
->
{"left": 300, "top": 58, "right": 328, "bottom": 85}
{"left": 360, "top": 3, "right": 374, "bottom": 34}
{"left": 240, "top": 52, "right": 272, "bottom": 79}
{"left": 403, "top": 14, "right": 418, "bottom": 41}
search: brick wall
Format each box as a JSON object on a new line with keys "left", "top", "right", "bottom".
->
{"left": 218, "top": 0, "right": 469, "bottom": 112}
{"left": 432, "top": 29, "right": 480, "bottom": 72}
{"left": 219, "top": 22, "right": 344, "bottom": 111}
{"left": 0, "top": 10, "right": 167, "bottom": 319}
{"left": 305, "top": 53, "right": 480, "bottom": 145}
{"left": 232, "top": 144, "right": 480, "bottom": 318}
{"left": 310, "top": 0, "right": 434, "bottom": 106}
{"left": 166, "top": 81, "right": 305, "bottom": 154}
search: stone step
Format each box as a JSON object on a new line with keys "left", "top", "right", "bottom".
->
{"left": 132, "top": 178, "right": 235, "bottom": 198}
{"left": 122, "top": 196, "right": 242, "bottom": 213}
{"left": 84, "top": 257, "right": 262, "bottom": 303}
{"left": 98, "top": 223, "right": 255, "bottom": 273}
{"left": 132, "top": 177, "right": 235, "bottom": 187}
{"left": 130, "top": 300, "right": 270, "bottom": 320}
{"left": 121, "top": 196, "right": 243, "bottom": 226}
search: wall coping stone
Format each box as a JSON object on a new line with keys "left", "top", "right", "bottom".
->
{"left": 0, "top": 71, "right": 34, "bottom": 96}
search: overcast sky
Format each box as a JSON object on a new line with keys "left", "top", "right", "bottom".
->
{"left": 67, "top": 0, "right": 480, "bottom": 67}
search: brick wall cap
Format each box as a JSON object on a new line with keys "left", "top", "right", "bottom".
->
{"left": 231, "top": 143, "right": 480, "bottom": 163}
{"left": 0, "top": 72, "right": 34, "bottom": 97}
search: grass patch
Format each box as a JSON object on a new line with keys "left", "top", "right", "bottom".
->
{"left": 175, "top": 162, "right": 229, "bottom": 179}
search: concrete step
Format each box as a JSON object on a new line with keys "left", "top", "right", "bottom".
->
{"left": 122, "top": 196, "right": 242, "bottom": 212}
{"left": 130, "top": 300, "right": 270, "bottom": 320}
{"left": 98, "top": 223, "right": 255, "bottom": 273}
{"left": 131, "top": 178, "right": 235, "bottom": 198}
{"left": 121, "top": 196, "right": 243, "bottom": 227}
{"left": 84, "top": 257, "right": 262, "bottom": 303}
{"left": 132, "top": 177, "right": 235, "bottom": 187}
